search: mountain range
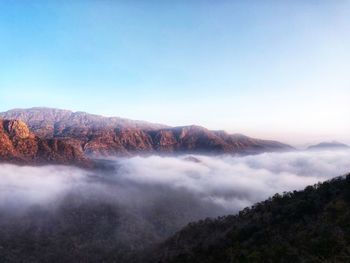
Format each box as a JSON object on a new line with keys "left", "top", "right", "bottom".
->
{"left": 307, "top": 141, "right": 349, "bottom": 150}
{"left": 0, "top": 107, "right": 293, "bottom": 166}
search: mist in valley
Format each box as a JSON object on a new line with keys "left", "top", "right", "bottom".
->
{"left": 0, "top": 149, "right": 350, "bottom": 262}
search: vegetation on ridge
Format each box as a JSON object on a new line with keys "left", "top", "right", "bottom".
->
{"left": 154, "top": 174, "right": 350, "bottom": 263}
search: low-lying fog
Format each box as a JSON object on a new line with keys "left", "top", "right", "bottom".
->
{"left": 0, "top": 149, "right": 349, "bottom": 261}
{"left": 2, "top": 150, "right": 349, "bottom": 213}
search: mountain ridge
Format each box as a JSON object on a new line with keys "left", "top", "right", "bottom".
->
{"left": 0, "top": 107, "right": 293, "bottom": 166}
{"left": 0, "top": 107, "right": 169, "bottom": 138}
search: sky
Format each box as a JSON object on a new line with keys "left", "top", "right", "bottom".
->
{"left": 0, "top": 0, "right": 349, "bottom": 145}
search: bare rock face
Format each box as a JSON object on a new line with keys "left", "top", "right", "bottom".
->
{"left": 3, "top": 120, "right": 31, "bottom": 139}
{"left": 0, "top": 119, "right": 89, "bottom": 167}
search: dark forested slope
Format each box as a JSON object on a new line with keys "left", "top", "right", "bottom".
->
{"left": 154, "top": 174, "right": 350, "bottom": 263}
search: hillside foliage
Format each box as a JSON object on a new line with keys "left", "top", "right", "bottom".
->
{"left": 154, "top": 174, "right": 350, "bottom": 263}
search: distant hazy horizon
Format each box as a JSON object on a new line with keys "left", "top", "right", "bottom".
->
{"left": 1, "top": 1, "right": 349, "bottom": 145}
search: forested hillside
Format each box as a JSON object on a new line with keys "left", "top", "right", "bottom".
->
{"left": 154, "top": 174, "right": 350, "bottom": 263}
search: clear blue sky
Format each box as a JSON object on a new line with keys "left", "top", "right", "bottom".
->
{"left": 0, "top": 0, "right": 349, "bottom": 144}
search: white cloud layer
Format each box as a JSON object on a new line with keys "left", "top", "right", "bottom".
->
{"left": 0, "top": 150, "right": 349, "bottom": 214}
{"left": 0, "top": 165, "right": 87, "bottom": 210}
{"left": 117, "top": 150, "right": 350, "bottom": 211}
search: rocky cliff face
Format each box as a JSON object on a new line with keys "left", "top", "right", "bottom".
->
{"left": 0, "top": 108, "right": 293, "bottom": 165}
{"left": 0, "top": 119, "right": 89, "bottom": 167}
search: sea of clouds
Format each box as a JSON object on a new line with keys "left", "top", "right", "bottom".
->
{"left": 117, "top": 149, "right": 350, "bottom": 211}
{"left": 0, "top": 149, "right": 349, "bottom": 258}
{"left": 1, "top": 149, "right": 349, "bottom": 215}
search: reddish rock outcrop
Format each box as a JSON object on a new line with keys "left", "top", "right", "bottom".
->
{"left": 0, "top": 119, "right": 89, "bottom": 167}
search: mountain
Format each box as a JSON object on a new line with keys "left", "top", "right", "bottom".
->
{"left": 0, "top": 108, "right": 293, "bottom": 166}
{"left": 0, "top": 119, "right": 89, "bottom": 167}
{"left": 0, "top": 108, "right": 292, "bottom": 160}
{"left": 307, "top": 141, "right": 349, "bottom": 150}
{"left": 152, "top": 174, "right": 350, "bottom": 263}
